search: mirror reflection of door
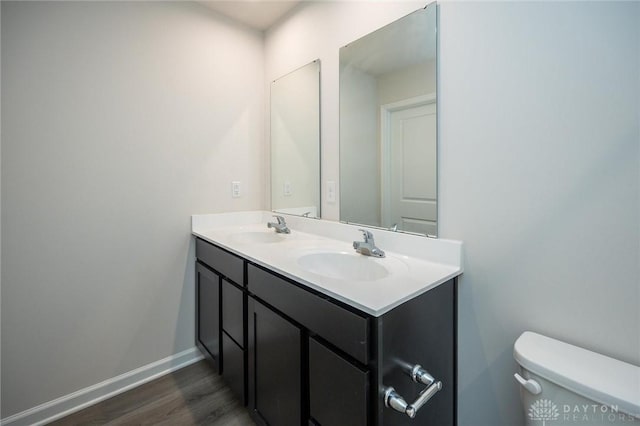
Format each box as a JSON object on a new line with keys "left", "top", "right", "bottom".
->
{"left": 382, "top": 95, "right": 437, "bottom": 236}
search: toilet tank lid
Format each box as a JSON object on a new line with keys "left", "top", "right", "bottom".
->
{"left": 514, "top": 331, "right": 640, "bottom": 418}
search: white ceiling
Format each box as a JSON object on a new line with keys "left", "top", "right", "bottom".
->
{"left": 199, "top": 1, "right": 301, "bottom": 31}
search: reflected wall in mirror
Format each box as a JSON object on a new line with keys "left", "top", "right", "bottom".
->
{"left": 271, "top": 60, "right": 321, "bottom": 218}
{"left": 339, "top": 5, "right": 437, "bottom": 236}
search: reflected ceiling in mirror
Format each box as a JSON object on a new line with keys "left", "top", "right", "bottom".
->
{"left": 271, "top": 60, "right": 321, "bottom": 218}
{"left": 339, "top": 4, "right": 437, "bottom": 237}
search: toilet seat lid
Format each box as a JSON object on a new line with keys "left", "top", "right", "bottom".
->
{"left": 514, "top": 331, "right": 640, "bottom": 418}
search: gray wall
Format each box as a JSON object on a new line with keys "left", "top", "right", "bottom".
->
{"left": 1, "top": 1, "right": 263, "bottom": 417}
{"left": 439, "top": 2, "right": 639, "bottom": 425}
{"left": 266, "top": 1, "right": 639, "bottom": 425}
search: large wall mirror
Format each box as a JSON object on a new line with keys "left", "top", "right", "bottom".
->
{"left": 271, "top": 60, "right": 321, "bottom": 218}
{"left": 339, "top": 5, "right": 437, "bottom": 236}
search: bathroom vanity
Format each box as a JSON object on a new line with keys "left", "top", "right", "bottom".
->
{"left": 194, "top": 4, "right": 450, "bottom": 425}
{"left": 192, "top": 212, "right": 462, "bottom": 426}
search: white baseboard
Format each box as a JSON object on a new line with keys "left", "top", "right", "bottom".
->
{"left": 1, "top": 347, "right": 204, "bottom": 426}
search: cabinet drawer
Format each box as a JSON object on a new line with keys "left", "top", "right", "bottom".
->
{"left": 248, "top": 264, "right": 369, "bottom": 364}
{"left": 222, "top": 332, "right": 246, "bottom": 405}
{"left": 309, "top": 337, "right": 368, "bottom": 426}
{"left": 196, "top": 238, "right": 244, "bottom": 285}
{"left": 222, "top": 279, "right": 244, "bottom": 348}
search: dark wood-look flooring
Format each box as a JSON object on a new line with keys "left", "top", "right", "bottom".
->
{"left": 49, "top": 361, "right": 255, "bottom": 426}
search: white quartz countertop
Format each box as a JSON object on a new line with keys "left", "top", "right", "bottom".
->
{"left": 192, "top": 211, "right": 463, "bottom": 317}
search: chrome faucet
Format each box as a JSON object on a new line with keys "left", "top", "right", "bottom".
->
{"left": 267, "top": 215, "right": 290, "bottom": 234}
{"left": 353, "top": 229, "right": 385, "bottom": 258}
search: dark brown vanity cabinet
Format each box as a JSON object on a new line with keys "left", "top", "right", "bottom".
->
{"left": 195, "top": 239, "right": 247, "bottom": 404}
{"left": 248, "top": 298, "right": 303, "bottom": 426}
{"left": 221, "top": 278, "right": 246, "bottom": 404}
{"left": 309, "top": 337, "right": 369, "bottom": 425}
{"left": 246, "top": 262, "right": 371, "bottom": 425}
{"left": 196, "top": 263, "right": 220, "bottom": 367}
{"left": 195, "top": 238, "right": 457, "bottom": 426}
{"left": 379, "top": 280, "right": 456, "bottom": 426}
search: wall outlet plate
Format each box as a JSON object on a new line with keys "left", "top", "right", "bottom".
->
{"left": 327, "top": 180, "right": 336, "bottom": 203}
{"left": 232, "top": 181, "right": 241, "bottom": 198}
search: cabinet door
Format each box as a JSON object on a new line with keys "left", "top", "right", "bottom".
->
{"left": 197, "top": 262, "right": 220, "bottom": 369}
{"left": 248, "top": 297, "right": 302, "bottom": 426}
{"left": 222, "top": 331, "right": 246, "bottom": 405}
{"left": 309, "top": 337, "right": 369, "bottom": 426}
{"left": 222, "top": 279, "right": 245, "bottom": 347}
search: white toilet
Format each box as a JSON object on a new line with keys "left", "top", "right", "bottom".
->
{"left": 514, "top": 332, "right": 640, "bottom": 425}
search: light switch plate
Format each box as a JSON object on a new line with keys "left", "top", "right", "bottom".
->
{"left": 284, "top": 181, "right": 292, "bottom": 196}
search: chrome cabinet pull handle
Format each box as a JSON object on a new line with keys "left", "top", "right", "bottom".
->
{"left": 383, "top": 365, "right": 442, "bottom": 419}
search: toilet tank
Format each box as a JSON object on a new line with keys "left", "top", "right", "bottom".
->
{"left": 514, "top": 332, "right": 640, "bottom": 423}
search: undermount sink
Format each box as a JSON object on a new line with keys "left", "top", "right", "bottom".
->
{"left": 229, "top": 231, "right": 286, "bottom": 244}
{"left": 297, "top": 252, "right": 390, "bottom": 281}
